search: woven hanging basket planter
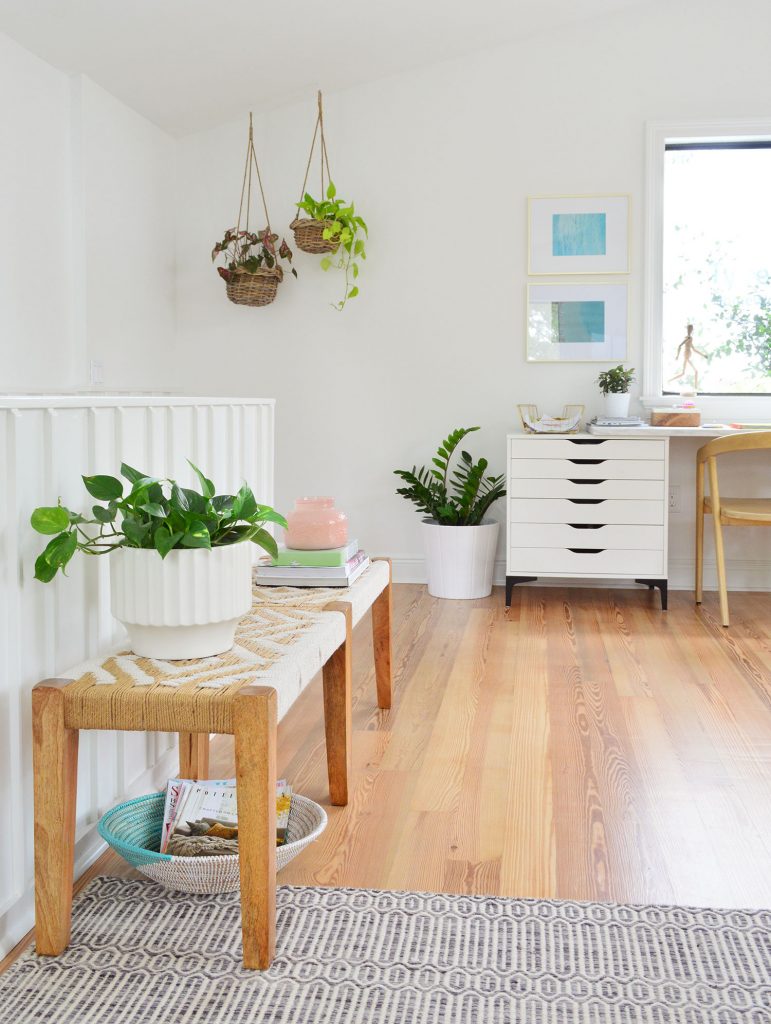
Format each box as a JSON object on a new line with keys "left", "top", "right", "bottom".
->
{"left": 226, "top": 265, "right": 283, "bottom": 307}
{"left": 290, "top": 217, "right": 339, "bottom": 255}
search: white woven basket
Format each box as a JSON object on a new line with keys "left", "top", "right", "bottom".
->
{"left": 99, "top": 793, "right": 327, "bottom": 894}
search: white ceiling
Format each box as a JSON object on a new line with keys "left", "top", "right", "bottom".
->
{"left": 0, "top": 0, "right": 646, "bottom": 135}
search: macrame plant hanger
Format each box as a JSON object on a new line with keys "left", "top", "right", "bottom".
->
{"left": 290, "top": 91, "right": 339, "bottom": 254}
{"left": 226, "top": 112, "right": 284, "bottom": 307}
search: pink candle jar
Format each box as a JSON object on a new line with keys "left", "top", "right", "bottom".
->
{"left": 285, "top": 497, "right": 348, "bottom": 550}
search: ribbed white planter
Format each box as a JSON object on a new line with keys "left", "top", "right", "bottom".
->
{"left": 110, "top": 544, "right": 254, "bottom": 659}
{"left": 603, "top": 392, "right": 631, "bottom": 417}
{"left": 421, "top": 519, "right": 499, "bottom": 600}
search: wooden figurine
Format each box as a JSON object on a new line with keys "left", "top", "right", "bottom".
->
{"left": 669, "top": 324, "right": 707, "bottom": 391}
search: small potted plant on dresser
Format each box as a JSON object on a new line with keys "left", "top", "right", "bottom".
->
{"left": 30, "top": 461, "right": 286, "bottom": 659}
{"left": 597, "top": 364, "right": 635, "bottom": 417}
{"left": 394, "top": 427, "right": 505, "bottom": 599}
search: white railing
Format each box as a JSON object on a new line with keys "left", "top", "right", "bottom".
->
{"left": 0, "top": 395, "right": 275, "bottom": 955}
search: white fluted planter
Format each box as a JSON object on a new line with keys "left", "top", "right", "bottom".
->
{"left": 110, "top": 544, "right": 254, "bottom": 659}
{"left": 421, "top": 519, "right": 499, "bottom": 600}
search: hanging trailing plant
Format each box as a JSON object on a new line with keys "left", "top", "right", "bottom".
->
{"left": 213, "top": 113, "right": 296, "bottom": 308}
{"left": 290, "top": 92, "right": 368, "bottom": 311}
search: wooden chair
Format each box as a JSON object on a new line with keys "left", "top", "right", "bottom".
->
{"left": 695, "top": 431, "right": 771, "bottom": 626}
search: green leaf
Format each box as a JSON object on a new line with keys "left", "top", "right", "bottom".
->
{"left": 154, "top": 526, "right": 183, "bottom": 559}
{"left": 92, "top": 504, "right": 116, "bottom": 524}
{"left": 347, "top": 286, "right": 359, "bottom": 299}
{"left": 170, "top": 484, "right": 189, "bottom": 513}
{"left": 320, "top": 257, "right": 332, "bottom": 271}
{"left": 30, "top": 505, "right": 70, "bottom": 535}
{"left": 120, "top": 462, "right": 147, "bottom": 484}
{"left": 354, "top": 239, "right": 364, "bottom": 255}
{"left": 186, "top": 459, "right": 215, "bottom": 499}
{"left": 248, "top": 527, "right": 278, "bottom": 559}
{"left": 352, "top": 263, "right": 359, "bottom": 279}
{"left": 82, "top": 475, "right": 123, "bottom": 501}
{"left": 181, "top": 520, "right": 211, "bottom": 549}
{"left": 34, "top": 531, "right": 78, "bottom": 581}
{"left": 326, "top": 181, "right": 336, "bottom": 199}
{"left": 140, "top": 502, "right": 166, "bottom": 518}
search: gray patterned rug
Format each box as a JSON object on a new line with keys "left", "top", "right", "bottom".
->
{"left": 0, "top": 878, "right": 769, "bottom": 1023}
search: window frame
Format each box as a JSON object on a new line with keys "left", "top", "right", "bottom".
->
{"left": 643, "top": 118, "right": 771, "bottom": 417}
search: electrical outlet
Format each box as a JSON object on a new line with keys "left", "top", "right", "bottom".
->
{"left": 668, "top": 485, "right": 681, "bottom": 513}
{"left": 89, "top": 360, "right": 104, "bottom": 386}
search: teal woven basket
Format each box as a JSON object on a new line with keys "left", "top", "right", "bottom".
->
{"left": 98, "top": 791, "right": 327, "bottom": 894}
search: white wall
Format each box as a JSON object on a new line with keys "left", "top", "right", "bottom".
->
{"left": 173, "top": 0, "right": 771, "bottom": 588}
{"left": 0, "top": 32, "right": 176, "bottom": 394}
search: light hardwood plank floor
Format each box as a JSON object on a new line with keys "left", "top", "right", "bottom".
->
{"left": 4, "top": 583, "right": 771, "bottom": 971}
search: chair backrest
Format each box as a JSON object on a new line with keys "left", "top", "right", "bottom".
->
{"left": 697, "top": 430, "right": 771, "bottom": 463}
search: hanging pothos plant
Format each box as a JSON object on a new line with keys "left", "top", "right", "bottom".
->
{"left": 290, "top": 92, "right": 368, "bottom": 311}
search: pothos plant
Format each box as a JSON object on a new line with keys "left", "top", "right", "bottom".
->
{"left": 211, "top": 227, "right": 297, "bottom": 283}
{"left": 31, "top": 460, "right": 287, "bottom": 582}
{"left": 394, "top": 428, "right": 506, "bottom": 526}
{"left": 296, "top": 182, "right": 367, "bottom": 310}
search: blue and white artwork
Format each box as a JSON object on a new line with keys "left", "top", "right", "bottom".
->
{"left": 552, "top": 213, "right": 607, "bottom": 257}
{"left": 552, "top": 300, "right": 605, "bottom": 343}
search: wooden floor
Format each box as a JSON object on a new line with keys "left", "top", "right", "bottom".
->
{"left": 4, "top": 582, "right": 771, "bottom": 970}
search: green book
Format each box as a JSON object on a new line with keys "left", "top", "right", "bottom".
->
{"left": 272, "top": 539, "right": 358, "bottom": 568}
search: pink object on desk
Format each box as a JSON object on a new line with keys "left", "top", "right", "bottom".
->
{"left": 285, "top": 496, "right": 349, "bottom": 550}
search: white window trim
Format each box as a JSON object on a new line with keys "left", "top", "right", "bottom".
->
{"left": 643, "top": 118, "right": 771, "bottom": 419}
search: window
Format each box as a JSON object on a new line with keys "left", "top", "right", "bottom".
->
{"left": 645, "top": 121, "right": 771, "bottom": 411}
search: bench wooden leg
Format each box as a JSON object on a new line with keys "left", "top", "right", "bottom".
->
{"left": 372, "top": 557, "right": 393, "bottom": 710}
{"left": 32, "top": 679, "right": 79, "bottom": 956}
{"left": 323, "top": 602, "right": 352, "bottom": 806}
{"left": 233, "top": 685, "right": 277, "bottom": 970}
{"left": 178, "top": 732, "right": 210, "bottom": 779}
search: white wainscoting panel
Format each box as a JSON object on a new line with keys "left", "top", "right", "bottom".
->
{"left": 0, "top": 395, "right": 274, "bottom": 956}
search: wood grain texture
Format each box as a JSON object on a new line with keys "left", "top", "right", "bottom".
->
{"left": 233, "top": 685, "right": 277, "bottom": 970}
{"left": 322, "top": 602, "right": 352, "bottom": 807}
{"left": 178, "top": 732, "right": 210, "bottom": 780}
{"left": 7, "top": 584, "right": 771, "bottom": 976}
{"left": 32, "top": 680, "right": 80, "bottom": 956}
{"left": 371, "top": 557, "right": 393, "bottom": 709}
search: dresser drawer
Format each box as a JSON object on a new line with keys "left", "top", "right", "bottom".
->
{"left": 509, "top": 438, "right": 666, "bottom": 460}
{"left": 511, "top": 523, "right": 664, "bottom": 550}
{"left": 508, "top": 547, "right": 665, "bottom": 576}
{"left": 510, "top": 458, "right": 665, "bottom": 481}
{"left": 509, "top": 498, "right": 665, "bottom": 525}
{"left": 512, "top": 479, "right": 664, "bottom": 500}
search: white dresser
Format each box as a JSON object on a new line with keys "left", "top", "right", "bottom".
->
{"left": 506, "top": 433, "right": 669, "bottom": 608}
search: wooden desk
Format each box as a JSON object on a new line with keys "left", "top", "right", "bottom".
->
{"left": 587, "top": 424, "right": 740, "bottom": 438}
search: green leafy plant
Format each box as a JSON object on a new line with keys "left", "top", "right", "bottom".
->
{"left": 31, "top": 460, "right": 287, "bottom": 583}
{"left": 296, "top": 182, "right": 367, "bottom": 309}
{"left": 211, "top": 227, "right": 296, "bottom": 282}
{"left": 597, "top": 364, "right": 635, "bottom": 395}
{"left": 394, "top": 427, "right": 505, "bottom": 526}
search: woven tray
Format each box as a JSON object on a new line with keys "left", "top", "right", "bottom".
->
{"left": 98, "top": 791, "right": 327, "bottom": 894}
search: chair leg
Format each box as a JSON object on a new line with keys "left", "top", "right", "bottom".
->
{"left": 32, "top": 680, "right": 79, "bottom": 956}
{"left": 695, "top": 464, "right": 705, "bottom": 604}
{"left": 233, "top": 685, "right": 277, "bottom": 970}
{"left": 372, "top": 558, "right": 393, "bottom": 710}
{"left": 323, "top": 601, "right": 352, "bottom": 806}
{"left": 712, "top": 514, "right": 730, "bottom": 627}
{"left": 178, "top": 732, "right": 210, "bottom": 779}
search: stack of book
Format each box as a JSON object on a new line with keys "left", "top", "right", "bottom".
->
{"left": 255, "top": 538, "right": 369, "bottom": 588}
{"left": 591, "top": 415, "right": 644, "bottom": 428}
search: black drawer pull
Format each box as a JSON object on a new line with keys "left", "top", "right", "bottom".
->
{"left": 568, "top": 439, "right": 605, "bottom": 445}
{"left": 568, "top": 498, "right": 605, "bottom": 505}
{"left": 568, "top": 548, "right": 605, "bottom": 554}
{"left": 568, "top": 523, "right": 604, "bottom": 529}
{"left": 568, "top": 479, "right": 605, "bottom": 485}
{"left": 568, "top": 458, "right": 606, "bottom": 465}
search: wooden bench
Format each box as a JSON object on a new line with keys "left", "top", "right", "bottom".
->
{"left": 32, "top": 558, "right": 392, "bottom": 970}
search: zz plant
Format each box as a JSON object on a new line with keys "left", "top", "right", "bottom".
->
{"left": 394, "top": 427, "right": 506, "bottom": 526}
{"left": 296, "top": 182, "right": 367, "bottom": 309}
{"left": 31, "top": 460, "right": 286, "bottom": 582}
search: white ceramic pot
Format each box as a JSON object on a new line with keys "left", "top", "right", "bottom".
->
{"left": 603, "top": 392, "right": 631, "bottom": 417}
{"left": 110, "top": 544, "right": 254, "bottom": 659}
{"left": 421, "top": 519, "right": 499, "bottom": 600}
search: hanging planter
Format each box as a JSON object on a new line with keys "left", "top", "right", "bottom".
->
{"left": 290, "top": 92, "right": 368, "bottom": 310}
{"left": 212, "top": 113, "right": 296, "bottom": 308}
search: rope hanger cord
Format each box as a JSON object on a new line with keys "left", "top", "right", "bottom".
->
{"left": 297, "top": 91, "right": 333, "bottom": 212}
{"left": 235, "top": 112, "right": 272, "bottom": 240}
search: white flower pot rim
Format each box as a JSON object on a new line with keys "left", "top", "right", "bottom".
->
{"left": 421, "top": 518, "right": 498, "bottom": 527}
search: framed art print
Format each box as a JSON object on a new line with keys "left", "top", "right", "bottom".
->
{"left": 528, "top": 195, "right": 630, "bottom": 274}
{"left": 526, "top": 282, "right": 628, "bottom": 362}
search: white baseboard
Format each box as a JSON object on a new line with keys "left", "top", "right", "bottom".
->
{"left": 391, "top": 556, "right": 771, "bottom": 593}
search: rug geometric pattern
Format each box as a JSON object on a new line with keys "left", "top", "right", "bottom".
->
{"left": 1, "top": 878, "right": 769, "bottom": 1023}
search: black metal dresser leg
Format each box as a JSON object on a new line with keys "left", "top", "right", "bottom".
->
{"left": 505, "top": 575, "right": 538, "bottom": 607}
{"left": 635, "top": 578, "right": 668, "bottom": 611}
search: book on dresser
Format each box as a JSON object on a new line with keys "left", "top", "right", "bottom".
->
{"left": 505, "top": 432, "right": 669, "bottom": 611}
